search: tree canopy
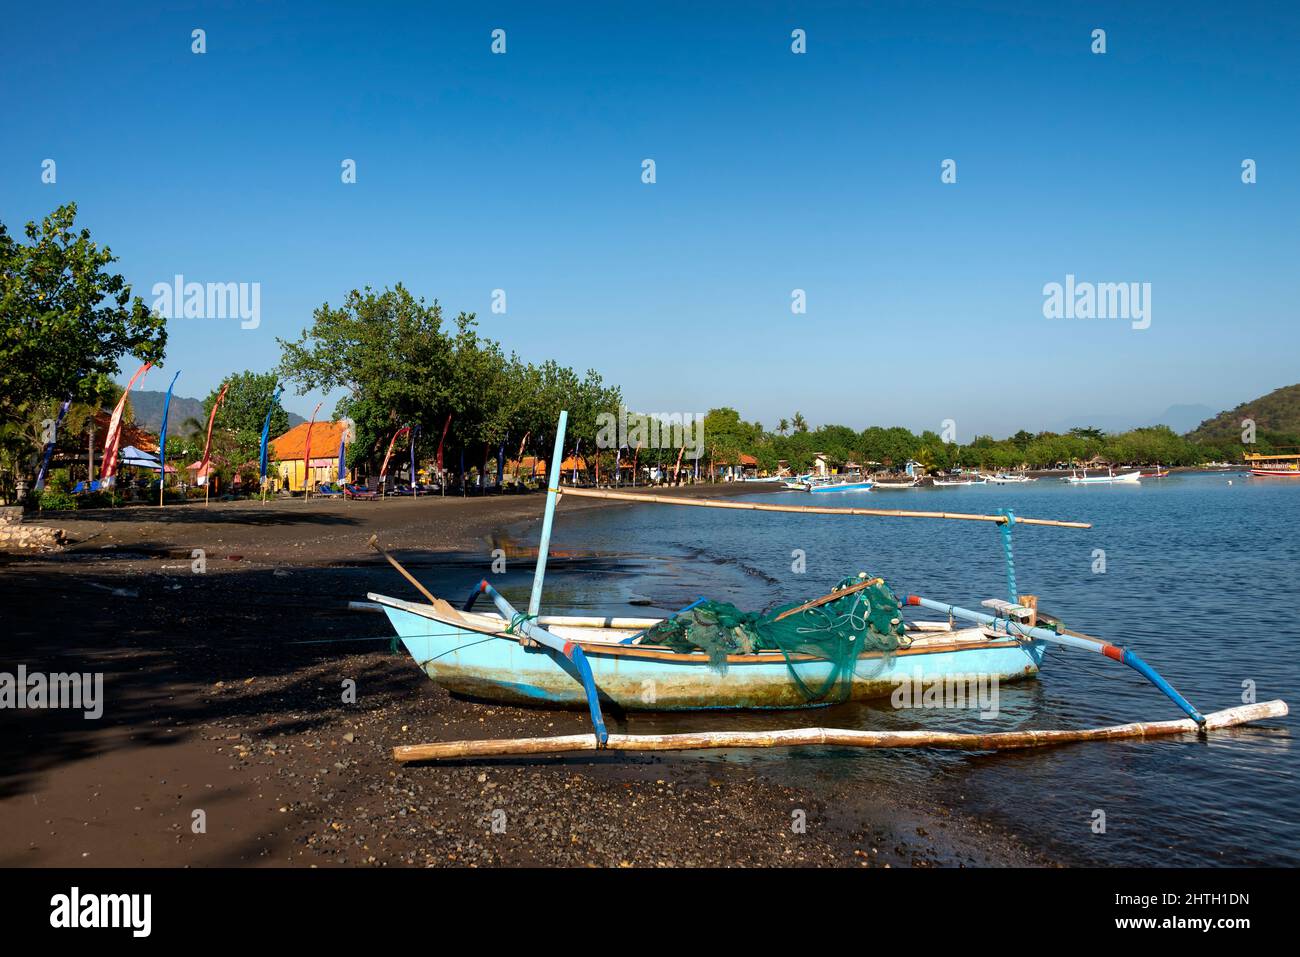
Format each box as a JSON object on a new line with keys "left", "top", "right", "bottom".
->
{"left": 276, "top": 285, "right": 620, "bottom": 472}
{"left": 0, "top": 204, "right": 166, "bottom": 426}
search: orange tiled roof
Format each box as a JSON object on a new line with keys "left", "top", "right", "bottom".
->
{"left": 269, "top": 420, "right": 349, "bottom": 460}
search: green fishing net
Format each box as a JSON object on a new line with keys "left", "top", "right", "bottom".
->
{"left": 640, "top": 576, "right": 908, "bottom": 703}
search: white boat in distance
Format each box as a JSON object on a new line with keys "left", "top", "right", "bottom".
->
{"left": 983, "top": 473, "right": 1037, "bottom": 484}
{"left": 1064, "top": 468, "right": 1142, "bottom": 485}
{"left": 932, "top": 477, "right": 988, "bottom": 487}
{"left": 803, "top": 473, "right": 875, "bottom": 493}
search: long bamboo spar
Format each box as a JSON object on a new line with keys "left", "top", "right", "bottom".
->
{"left": 393, "top": 700, "right": 1287, "bottom": 762}
{"left": 555, "top": 486, "right": 1090, "bottom": 528}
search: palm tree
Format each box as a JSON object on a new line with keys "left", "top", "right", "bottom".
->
{"left": 792, "top": 412, "right": 808, "bottom": 434}
{"left": 777, "top": 418, "right": 789, "bottom": 437}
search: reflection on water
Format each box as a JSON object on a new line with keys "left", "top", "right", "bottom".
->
{"left": 491, "top": 473, "right": 1298, "bottom": 866}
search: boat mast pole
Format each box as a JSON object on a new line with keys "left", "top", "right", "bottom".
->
{"left": 529, "top": 410, "right": 567, "bottom": 617}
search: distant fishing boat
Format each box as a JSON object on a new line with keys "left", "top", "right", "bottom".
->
{"left": 984, "top": 473, "right": 1036, "bottom": 484}
{"left": 932, "top": 477, "right": 987, "bottom": 487}
{"left": 1064, "top": 467, "right": 1141, "bottom": 485}
{"left": 802, "top": 473, "right": 874, "bottom": 493}
{"left": 871, "top": 478, "right": 921, "bottom": 490}
{"left": 368, "top": 411, "right": 1287, "bottom": 761}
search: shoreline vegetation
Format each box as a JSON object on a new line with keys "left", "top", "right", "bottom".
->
{"left": 2, "top": 206, "right": 1293, "bottom": 510}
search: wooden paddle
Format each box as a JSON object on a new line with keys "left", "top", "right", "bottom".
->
{"left": 772, "top": 576, "right": 884, "bottom": 622}
{"left": 367, "top": 534, "right": 439, "bottom": 606}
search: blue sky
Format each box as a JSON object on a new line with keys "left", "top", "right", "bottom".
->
{"left": 4, "top": 1, "right": 1297, "bottom": 437}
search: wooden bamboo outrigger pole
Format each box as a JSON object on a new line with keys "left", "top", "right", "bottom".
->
{"left": 554, "top": 486, "right": 1091, "bottom": 529}
{"left": 393, "top": 700, "right": 1288, "bottom": 762}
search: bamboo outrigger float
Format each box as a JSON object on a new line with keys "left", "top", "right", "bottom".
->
{"left": 368, "top": 411, "right": 1288, "bottom": 762}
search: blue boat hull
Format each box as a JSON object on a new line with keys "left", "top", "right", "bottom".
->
{"left": 806, "top": 481, "right": 875, "bottom": 493}
{"left": 374, "top": 596, "right": 1047, "bottom": 712}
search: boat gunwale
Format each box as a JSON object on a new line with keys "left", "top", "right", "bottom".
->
{"left": 367, "top": 592, "right": 1031, "bottom": 665}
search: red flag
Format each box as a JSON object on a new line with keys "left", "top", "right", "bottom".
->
{"left": 379, "top": 426, "right": 411, "bottom": 480}
{"left": 436, "top": 413, "right": 452, "bottom": 470}
{"left": 198, "top": 381, "right": 231, "bottom": 478}
{"left": 100, "top": 361, "right": 153, "bottom": 486}
{"left": 301, "top": 401, "right": 323, "bottom": 491}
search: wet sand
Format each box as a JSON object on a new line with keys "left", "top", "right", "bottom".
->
{"left": 0, "top": 486, "right": 1053, "bottom": 867}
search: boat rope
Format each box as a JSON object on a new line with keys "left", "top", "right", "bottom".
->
{"left": 507, "top": 612, "right": 538, "bottom": 635}
{"left": 998, "top": 509, "right": 1017, "bottom": 605}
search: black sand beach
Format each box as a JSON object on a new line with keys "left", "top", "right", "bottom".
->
{"left": 0, "top": 487, "right": 1052, "bottom": 867}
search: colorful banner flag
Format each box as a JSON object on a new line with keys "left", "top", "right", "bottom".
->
{"left": 156, "top": 370, "right": 181, "bottom": 485}
{"left": 197, "top": 381, "right": 230, "bottom": 484}
{"left": 258, "top": 384, "right": 283, "bottom": 482}
{"left": 409, "top": 426, "right": 420, "bottom": 489}
{"left": 436, "top": 414, "right": 452, "bottom": 471}
{"left": 338, "top": 435, "right": 347, "bottom": 483}
{"left": 100, "top": 361, "right": 152, "bottom": 487}
{"left": 379, "top": 426, "right": 411, "bottom": 481}
{"left": 515, "top": 431, "right": 530, "bottom": 481}
{"left": 34, "top": 397, "right": 72, "bottom": 492}
{"left": 301, "top": 401, "right": 322, "bottom": 491}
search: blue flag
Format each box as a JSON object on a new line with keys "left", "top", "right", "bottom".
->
{"left": 157, "top": 370, "right": 181, "bottom": 485}
{"left": 34, "top": 397, "right": 72, "bottom": 492}
{"left": 338, "top": 435, "right": 346, "bottom": 482}
{"left": 259, "top": 385, "right": 283, "bottom": 482}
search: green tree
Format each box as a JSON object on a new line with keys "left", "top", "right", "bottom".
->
{"left": 201, "top": 371, "right": 289, "bottom": 465}
{"left": 0, "top": 203, "right": 166, "bottom": 429}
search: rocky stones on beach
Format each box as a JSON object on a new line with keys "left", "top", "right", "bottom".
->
{"left": 0, "top": 506, "right": 66, "bottom": 550}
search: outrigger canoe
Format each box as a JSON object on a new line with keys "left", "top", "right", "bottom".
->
{"left": 370, "top": 410, "right": 1288, "bottom": 761}
{"left": 367, "top": 591, "right": 1046, "bottom": 711}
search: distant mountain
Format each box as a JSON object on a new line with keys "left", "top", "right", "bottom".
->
{"left": 1154, "top": 404, "right": 1220, "bottom": 435}
{"left": 1045, "top": 403, "right": 1218, "bottom": 437}
{"left": 1186, "top": 384, "right": 1300, "bottom": 443}
{"left": 130, "top": 391, "right": 205, "bottom": 436}
{"left": 131, "top": 390, "right": 305, "bottom": 436}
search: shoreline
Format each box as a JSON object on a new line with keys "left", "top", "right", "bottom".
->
{"left": 1, "top": 485, "right": 1056, "bottom": 867}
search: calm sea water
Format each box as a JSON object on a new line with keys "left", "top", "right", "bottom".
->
{"left": 529, "top": 472, "right": 1297, "bottom": 866}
